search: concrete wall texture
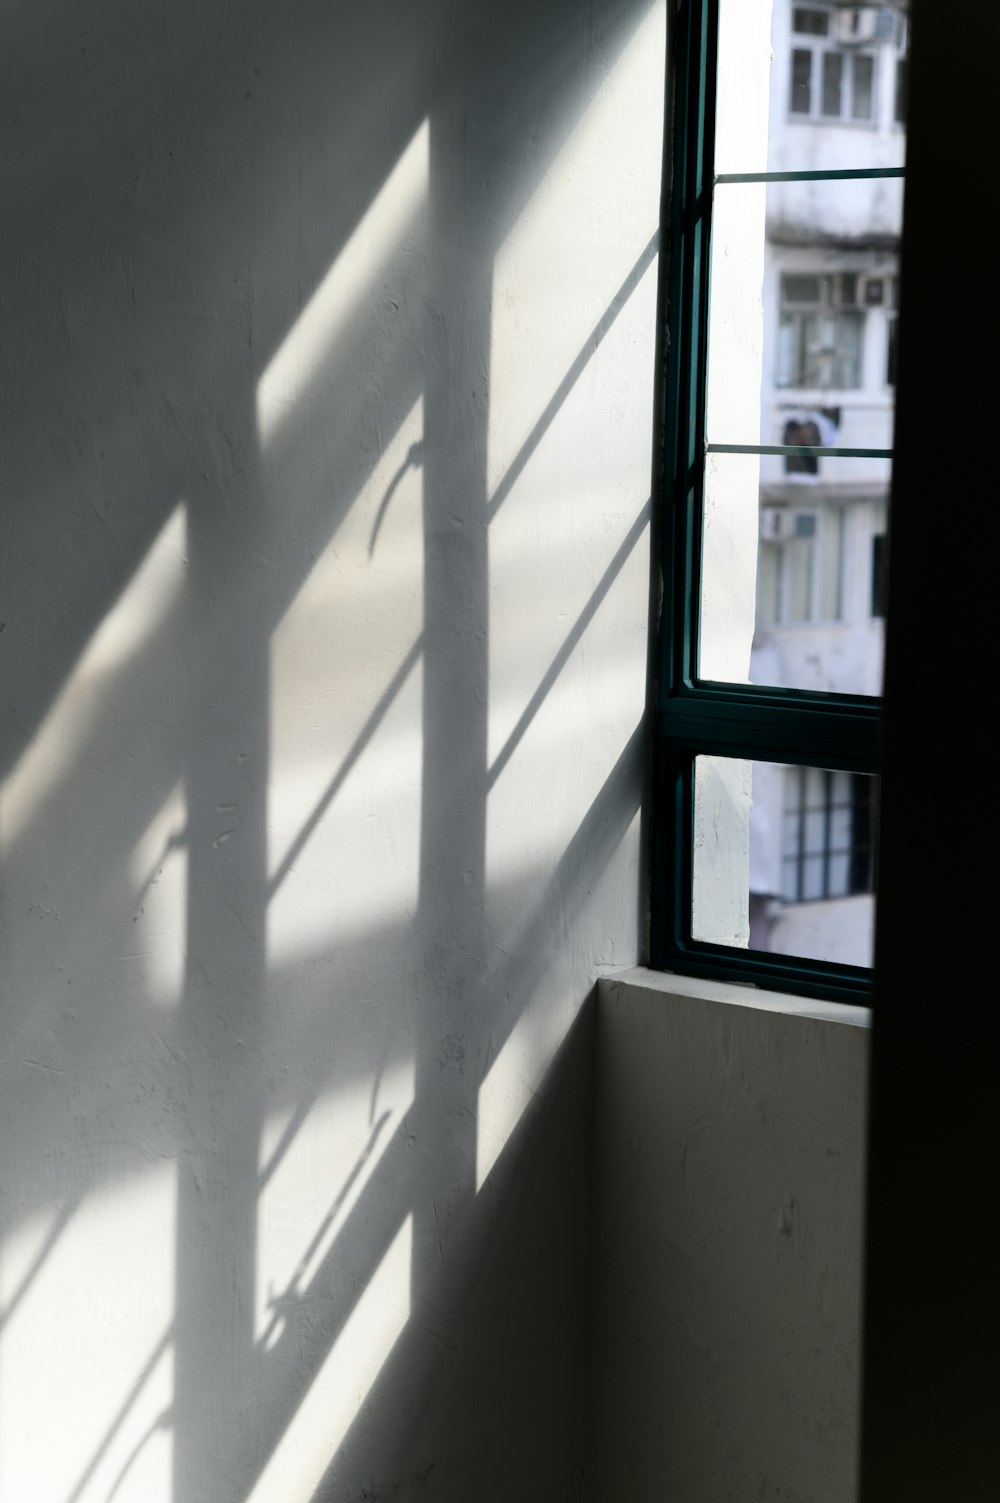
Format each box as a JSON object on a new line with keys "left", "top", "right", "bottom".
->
{"left": 2, "top": 3, "right": 874, "bottom": 1500}
{"left": 1, "top": 2, "right": 664, "bottom": 1499}
{"left": 590, "top": 971, "right": 869, "bottom": 1503}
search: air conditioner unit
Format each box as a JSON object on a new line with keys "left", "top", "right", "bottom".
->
{"left": 863, "top": 275, "right": 887, "bottom": 306}
{"left": 760, "top": 506, "right": 797, "bottom": 543}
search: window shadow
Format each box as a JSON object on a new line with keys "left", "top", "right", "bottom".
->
{"left": 1, "top": 1, "right": 661, "bottom": 1500}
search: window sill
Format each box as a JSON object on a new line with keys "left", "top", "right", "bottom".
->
{"left": 597, "top": 963, "right": 871, "bottom": 1028}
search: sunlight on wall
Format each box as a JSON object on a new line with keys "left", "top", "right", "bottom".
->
{"left": 268, "top": 400, "right": 424, "bottom": 965}
{"left": 256, "top": 122, "right": 430, "bottom": 448}
{"left": 486, "top": 505, "right": 649, "bottom": 893}
{"left": 477, "top": 804, "right": 642, "bottom": 1192}
{"left": 476, "top": 996, "right": 565, "bottom": 1193}
{"left": 487, "top": 0, "right": 665, "bottom": 496}
{"left": 256, "top": 1056, "right": 415, "bottom": 1347}
{"left": 246, "top": 1215, "right": 412, "bottom": 1503}
{"left": 125, "top": 780, "right": 188, "bottom": 1009}
{"left": 0, "top": 1166, "right": 175, "bottom": 1503}
{"left": 0, "top": 505, "right": 188, "bottom": 853}
{"left": 485, "top": 0, "right": 662, "bottom": 898}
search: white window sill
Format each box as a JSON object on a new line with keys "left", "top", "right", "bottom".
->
{"left": 597, "top": 963, "right": 871, "bottom": 1028}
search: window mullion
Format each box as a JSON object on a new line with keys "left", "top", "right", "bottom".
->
{"left": 659, "top": 691, "right": 879, "bottom": 774}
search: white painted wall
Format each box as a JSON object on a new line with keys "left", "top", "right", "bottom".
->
{"left": 0, "top": 3, "right": 664, "bottom": 1498}
{"left": 588, "top": 970, "right": 870, "bottom": 1503}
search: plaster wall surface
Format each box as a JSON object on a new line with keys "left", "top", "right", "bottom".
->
{"left": 588, "top": 969, "right": 869, "bottom": 1503}
{"left": 0, "top": 3, "right": 664, "bottom": 1498}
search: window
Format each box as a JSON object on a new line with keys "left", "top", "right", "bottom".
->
{"left": 650, "top": 0, "right": 903, "bottom": 1002}
{"left": 757, "top": 505, "right": 843, "bottom": 625}
{"left": 777, "top": 274, "right": 864, "bottom": 389}
{"left": 789, "top": 6, "right": 876, "bottom": 123}
{"left": 780, "top": 766, "right": 877, "bottom": 902}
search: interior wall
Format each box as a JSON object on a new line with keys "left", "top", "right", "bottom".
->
{"left": 588, "top": 970, "right": 870, "bottom": 1503}
{"left": 0, "top": 3, "right": 665, "bottom": 1499}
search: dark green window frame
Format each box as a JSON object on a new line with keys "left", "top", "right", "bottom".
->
{"left": 649, "top": 0, "right": 902, "bottom": 1004}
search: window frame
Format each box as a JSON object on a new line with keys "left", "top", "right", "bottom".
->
{"left": 649, "top": 0, "right": 900, "bottom": 1004}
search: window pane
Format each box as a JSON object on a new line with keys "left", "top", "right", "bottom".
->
{"left": 715, "top": 0, "right": 908, "bottom": 172}
{"left": 783, "top": 273, "right": 823, "bottom": 304}
{"left": 817, "top": 506, "right": 843, "bottom": 621}
{"left": 786, "top": 534, "right": 812, "bottom": 621}
{"left": 851, "top": 53, "right": 875, "bottom": 120}
{"left": 693, "top": 757, "right": 879, "bottom": 966}
{"left": 757, "top": 540, "right": 782, "bottom": 626}
{"left": 822, "top": 51, "right": 843, "bottom": 116}
{"left": 790, "top": 49, "right": 812, "bottom": 114}
{"left": 835, "top": 311, "right": 863, "bottom": 388}
{"left": 776, "top": 316, "right": 797, "bottom": 390}
{"left": 793, "top": 8, "right": 829, "bottom": 37}
{"left": 699, "top": 453, "right": 889, "bottom": 695}
{"left": 708, "top": 180, "right": 902, "bottom": 443}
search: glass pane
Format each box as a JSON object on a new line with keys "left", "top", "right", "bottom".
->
{"left": 693, "top": 756, "right": 879, "bottom": 967}
{"left": 793, "top": 8, "right": 829, "bottom": 37}
{"left": 715, "top": 0, "right": 908, "bottom": 173}
{"left": 704, "top": 3, "right": 906, "bottom": 695}
{"left": 791, "top": 49, "right": 812, "bottom": 115}
{"left": 707, "top": 179, "right": 903, "bottom": 440}
{"left": 851, "top": 53, "right": 875, "bottom": 120}
{"left": 822, "top": 51, "right": 843, "bottom": 117}
{"left": 707, "top": 175, "right": 903, "bottom": 464}
{"left": 700, "top": 452, "right": 889, "bottom": 695}
{"left": 786, "top": 534, "right": 812, "bottom": 621}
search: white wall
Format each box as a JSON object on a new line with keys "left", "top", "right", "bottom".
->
{"left": 588, "top": 970, "right": 869, "bottom": 1503}
{"left": 0, "top": 3, "right": 664, "bottom": 1498}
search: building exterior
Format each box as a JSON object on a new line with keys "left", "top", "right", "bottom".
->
{"left": 748, "top": 0, "right": 907, "bottom": 962}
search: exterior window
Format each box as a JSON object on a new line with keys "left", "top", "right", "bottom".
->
{"left": 780, "top": 768, "right": 877, "bottom": 902}
{"left": 788, "top": 6, "right": 876, "bottom": 123}
{"left": 757, "top": 506, "right": 843, "bottom": 626}
{"left": 777, "top": 274, "right": 864, "bottom": 389}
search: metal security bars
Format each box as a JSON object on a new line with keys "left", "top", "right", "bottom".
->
{"left": 649, "top": 0, "right": 903, "bottom": 1003}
